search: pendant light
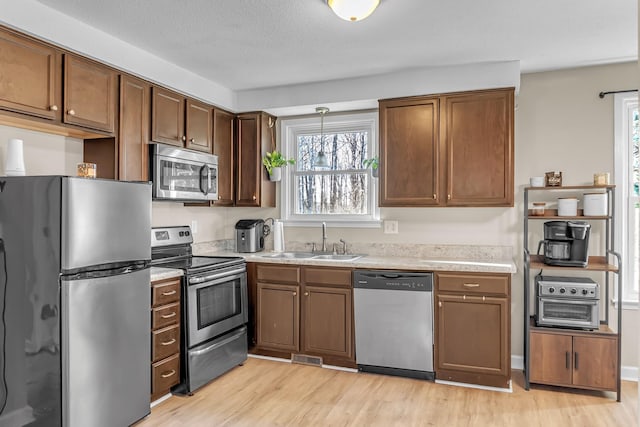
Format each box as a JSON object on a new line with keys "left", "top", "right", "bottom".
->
{"left": 327, "top": 0, "right": 380, "bottom": 22}
{"left": 314, "top": 107, "right": 330, "bottom": 169}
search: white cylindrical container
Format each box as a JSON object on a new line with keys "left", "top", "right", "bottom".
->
{"left": 583, "top": 193, "right": 608, "bottom": 216}
{"left": 273, "top": 220, "right": 285, "bottom": 252}
{"left": 5, "top": 138, "right": 25, "bottom": 176}
{"left": 557, "top": 197, "right": 578, "bottom": 216}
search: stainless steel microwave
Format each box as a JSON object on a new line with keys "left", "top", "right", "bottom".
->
{"left": 150, "top": 143, "right": 218, "bottom": 202}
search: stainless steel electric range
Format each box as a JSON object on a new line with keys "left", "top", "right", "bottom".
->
{"left": 151, "top": 226, "right": 248, "bottom": 394}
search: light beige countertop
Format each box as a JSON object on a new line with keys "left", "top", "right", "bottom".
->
{"left": 194, "top": 249, "right": 517, "bottom": 274}
{"left": 150, "top": 267, "right": 184, "bottom": 282}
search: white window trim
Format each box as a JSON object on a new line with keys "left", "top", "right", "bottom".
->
{"left": 613, "top": 92, "right": 638, "bottom": 309}
{"left": 280, "top": 111, "right": 381, "bottom": 228}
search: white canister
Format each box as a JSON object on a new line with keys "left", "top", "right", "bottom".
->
{"left": 5, "top": 138, "right": 25, "bottom": 176}
{"left": 557, "top": 197, "right": 578, "bottom": 216}
{"left": 583, "top": 193, "right": 608, "bottom": 216}
{"left": 273, "top": 220, "right": 285, "bottom": 252}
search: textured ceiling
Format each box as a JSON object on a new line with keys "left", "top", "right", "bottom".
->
{"left": 34, "top": 0, "right": 637, "bottom": 91}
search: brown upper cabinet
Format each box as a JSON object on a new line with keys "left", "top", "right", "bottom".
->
{"left": 212, "top": 108, "right": 235, "bottom": 206}
{"left": 118, "top": 75, "right": 150, "bottom": 181}
{"left": 151, "top": 87, "right": 212, "bottom": 153}
{"left": 379, "top": 87, "right": 514, "bottom": 207}
{"left": 63, "top": 55, "right": 117, "bottom": 134}
{"left": 0, "top": 28, "right": 62, "bottom": 121}
{"left": 236, "top": 112, "right": 276, "bottom": 207}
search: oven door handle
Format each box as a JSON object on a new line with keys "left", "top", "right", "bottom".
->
{"left": 189, "top": 267, "right": 246, "bottom": 284}
{"left": 539, "top": 298, "right": 598, "bottom": 305}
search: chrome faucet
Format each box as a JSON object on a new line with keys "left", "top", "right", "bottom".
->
{"left": 321, "top": 222, "right": 328, "bottom": 252}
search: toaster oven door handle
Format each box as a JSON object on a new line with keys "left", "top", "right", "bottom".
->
{"left": 189, "top": 267, "right": 246, "bottom": 284}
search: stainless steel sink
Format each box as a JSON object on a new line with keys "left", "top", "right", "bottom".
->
{"left": 260, "top": 252, "right": 364, "bottom": 261}
{"left": 311, "top": 254, "right": 363, "bottom": 261}
{"left": 260, "top": 252, "right": 316, "bottom": 259}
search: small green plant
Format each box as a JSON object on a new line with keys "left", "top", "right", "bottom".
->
{"left": 363, "top": 156, "right": 379, "bottom": 170}
{"left": 262, "top": 151, "right": 295, "bottom": 175}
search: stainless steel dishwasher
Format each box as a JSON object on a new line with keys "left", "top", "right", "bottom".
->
{"left": 353, "top": 270, "right": 434, "bottom": 380}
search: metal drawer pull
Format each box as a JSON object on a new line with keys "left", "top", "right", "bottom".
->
{"left": 565, "top": 351, "right": 570, "bottom": 369}
{"left": 574, "top": 352, "right": 579, "bottom": 370}
{"left": 161, "top": 370, "right": 176, "bottom": 378}
{"left": 161, "top": 338, "right": 176, "bottom": 346}
{"left": 161, "top": 312, "right": 176, "bottom": 319}
{"left": 161, "top": 290, "right": 177, "bottom": 296}
{"left": 463, "top": 283, "right": 480, "bottom": 288}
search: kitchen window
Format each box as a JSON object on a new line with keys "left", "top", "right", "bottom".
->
{"left": 280, "top": 112, "right": 380, "bottom": 227}
{"left": 614, "top": 92, "right": 639, "bottom": 307}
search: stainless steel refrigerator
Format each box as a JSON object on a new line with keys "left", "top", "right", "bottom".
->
{"left": 0, "top": 176, "right": 152, "bottom": 427}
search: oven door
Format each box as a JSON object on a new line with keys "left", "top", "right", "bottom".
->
{"left": 152, "top": 144, "right": 218, "bottom": 201}
{"left": 187, "top": 265, "right": 248, "bottom": 347}
{"left": 536, "top": 297, "right": 599, "bottom": 329}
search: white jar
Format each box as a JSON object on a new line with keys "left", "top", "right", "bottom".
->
{"left": 557, "top": 197, "right": 578, "bottom": 216}
{"left": 583, "top": 193, "right": 607, "bottom": 216}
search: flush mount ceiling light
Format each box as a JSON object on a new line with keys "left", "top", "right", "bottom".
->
{"left": 327, "top": 0, "right": 380, "bottom": 22}
{"left": 314, "top": 107, "right": 330, "bottom": 169}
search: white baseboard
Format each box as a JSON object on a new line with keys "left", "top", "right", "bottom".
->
{"left": 0, "top": 405, "right": 35, "bottom": 426}
{"left": 511, "top": 355, "right": 638, "bottom": 382}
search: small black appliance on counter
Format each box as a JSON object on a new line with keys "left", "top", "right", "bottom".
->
{"left": 235, "top": 219, "right": 265, "bottom": 252}
{"left": 537, "top": 221, "right": 590, "bottom": 267}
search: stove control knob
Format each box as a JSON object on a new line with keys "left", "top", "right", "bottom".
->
{"left": 559, "top": 288, "right": 566, "bottom": 294}
{"left": 185, "top": 231, "right": 190, "bottom": 236}
{"left": 548, "top": 287, "right": 555, "bottom": 293}
{"left": 570, "top": 288, "right": 577, "bottom": 295}
{"left": 179, "top": 231, "right": 184, "bottom": 237}
{"left": 582, "top": 289, "right": 589, "bottom": 295}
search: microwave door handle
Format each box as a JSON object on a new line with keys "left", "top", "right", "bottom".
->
{"left": 199, "top": 165, "right": 209, "bottom": 195}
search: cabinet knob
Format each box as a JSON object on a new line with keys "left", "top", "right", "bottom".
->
{"left": 68, "top": 109, "right": 76, "bottom": 116}
{"left": 293, "top": 291, "right": 297, "bottom": 296}
{"left": 218, "top": 195, "right": 221, "bottom": 200}
{"left": 50, "top": 105, "right": 58, "bottom": 111}
{"left": 190, "top": 138, "right": 195, "bottom": 143}
{"left": 252, "top": 195, "right": 257, "bottom": 201}
{"left": 433, "top": 194, "right": 436, "bottom": 199}
{"left": 304, "top": 292, "right": 309, "bottom": 296}
{"left": 438, "top": 301, "right": 442, "bottom": 308}
{"left": 448, "top": 194, "right": 451, "bottom": 200}
{"left": 182, "top": 135, "right": 187, "bottom": 142}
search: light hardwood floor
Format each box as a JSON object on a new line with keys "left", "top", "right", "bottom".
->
{"left": 136, "top": 357, "right": 638, "bottom": 426}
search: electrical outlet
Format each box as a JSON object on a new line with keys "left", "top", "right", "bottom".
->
{"left": 191, "top": 220, "right": 198, "bottom": 234}
{"left": 383, "top": 220, "right": 398, "bottom": 234}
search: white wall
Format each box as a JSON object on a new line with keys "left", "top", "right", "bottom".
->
{"left": 0, "top": 125, "right": 83, "bottom": 175}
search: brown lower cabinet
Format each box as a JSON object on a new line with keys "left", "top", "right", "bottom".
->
{"left": 252, "top": 263, "right": 354, "bottom": 368}
{"left": 435, "top": 272, "right": 511, "bottom": 388}
{"left": 150, "top": 277, "right": 182, "bottom": 401}
{"left": 530, "top": 329, "right": 618, "bottom": 391}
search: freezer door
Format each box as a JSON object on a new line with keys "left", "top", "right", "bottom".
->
{"left": 61, "top": 178, "right": 151, "bottom": 271}
{"left": 61, "top": 267, "right": 151, "bottom": 427}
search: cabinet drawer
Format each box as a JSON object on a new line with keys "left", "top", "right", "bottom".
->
{"left": 303, "top": 267, "right": 352, "bottom": 288}
{"left": 436, "top": 272, "right": 509, "bottom": 296}
{"left": 257, "top": 264, "right": 300, "bottom": 284}
{"left": 152, "top": 353, "right": 180, "bottom": 396}
{"left": 152, "top": 278, "right": 181, "bottom": 307}
{"left": 152, "top": 323, "right": 180, "bottom": 362}
{"left": 152, "top": 302, "right": 180, "bottom": 330}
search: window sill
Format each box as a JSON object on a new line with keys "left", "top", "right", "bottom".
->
{"left": 283, "top": 219, "right": 382, "bottom": 228}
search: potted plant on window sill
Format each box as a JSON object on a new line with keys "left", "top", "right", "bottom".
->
{"left": 363, "top": 156, "right": 379, "bottom": 178}
{"left": 263, "top": 151, "right": 295, "bottom": 181}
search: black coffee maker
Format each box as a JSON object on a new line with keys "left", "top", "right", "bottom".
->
{"left": 537, "top": 221, "right": 590, "bottom": 267}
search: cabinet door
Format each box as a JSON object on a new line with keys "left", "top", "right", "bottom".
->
{"left": 529, "top": 332, "right": 572, "bottom": 386}
{"left": 256, "top": 282, "right": 300, "bottom": 352}
{"left": 118, "top": 75, "right": 150, "bottom": 181}
{"left": 302, "top": 285, "right": 353, "bottom": 359}
{"left": 185, "top": 99, "right": 212, "bottom": 153}
{"left": 212, "top": 108, "right": 235, "bottom": 206}
{"left": 64, "top": 55, "right": 117, "bottom": 133}
{"left": 436, "top": 295, "right": 509, "bottom": 380}
{"left": 572, "top": 336, "right": 617, "bottom": 390}
{"left": 236, "top": 113, "right": 276, "bottom": 207}
{"left": 0, "top": 29, "right": 61, "bottom": 120}
{"left": 151, "top": 87, "right": 185, "bottom": 146}
{"left": 443, "top": 88, "right": 514, "bottom": 206}
{"left": 379, "top": 97, "right": 441, "bottom": 206}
